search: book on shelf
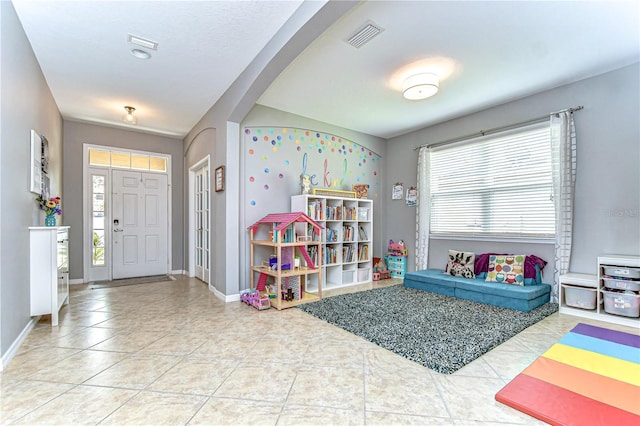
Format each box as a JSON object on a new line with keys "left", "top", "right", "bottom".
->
{"left": 358, "top": 225, "right": 368, "bottom": 240}
{"left": 326, "top": 228, "right": 338, "bottom": 243}
{"left": 342, "top": 225, "right": 354, "bottom": 242}
{"left": 358, "top": 244, "right": 369, "bottom": 261}
{"left": 342, "top": 245, "right": 355, "bottom": 263}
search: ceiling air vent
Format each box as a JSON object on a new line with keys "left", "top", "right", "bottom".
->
{"left": 346, "top": 21, "right": 384, "bottom": 48}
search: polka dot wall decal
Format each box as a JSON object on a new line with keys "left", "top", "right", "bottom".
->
{"left": 316, "top": 133, "right": 320, "bottom": 137}
{"left": 257, "top": 129, "right": 262, "bottom": 134}
{"left": 245, "top": 129, "right": 251, "bottom": 134}
{"left": 251, "top": 200, "right": 256, "bottom": 206}
{"left": 264, "top": 168, "right": 269, "bottom": 173}
{"left": 285, "top": 160, "right": 289, "bottom": 165}
{"left": 262, "top": 155, "right": 267, "bottom": 161}
{"left": 283, "top": 128, "right": 288, "bottom": 133}
{"left": 297, "top": 146, "right": 301, "bottom": 151}
{"left": 264, "top": 136, "right": 269, "bottom": 141}
{"left": 374, "top": 171, "right": 377, "bottom": 176}
{"left": 318, "top": 149, "right": 322, "bottom": 154}
{"left": 332, "top": 136, "right": 335, "bottom": 141}
{"left": 264, "top": 184, "right": 269, "bottom": 190}
{"left": 289, "top": 135, "right": 293, "bottom": 140}
{"left": 271, "top": 140, "right": 276, "bottom": 145}
{"left": 269, "top": 128, "right": 274, "bottom": 134}
{"left": 249, "top": 149, "right": 254, "bottom": 155}
{"left": 273, "top": 147, "right": 278, "bottom": 152}
{"left": 295, "top": 139, "right": 300, "bottom": 144}
{"left": 249, "top": 176, "right": 255, "bottom": 182}
{"left": 277, "top": 136, "right": 281, "bottom": 141}
{"left": 278, "top": 173, "right": 284, "bottom": 179}
{"left": 305, "top": 131, "right": 310, "bottom": 136}
{"left": 252, "top": 136, "right": 258, "bottom": 142}
{"left": 331, "top": 148, "right": 335, "bottom": 152}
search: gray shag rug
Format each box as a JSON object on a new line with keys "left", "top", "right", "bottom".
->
{"left": 297, "top": 285, "right": 558, "bottom": 374}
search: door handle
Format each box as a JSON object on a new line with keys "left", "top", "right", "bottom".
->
{"left": 114, "top": 229, "right": 123, "bottom": 232}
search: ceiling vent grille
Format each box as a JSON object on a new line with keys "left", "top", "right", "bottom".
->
{"left": 346, "top": 22, "right": 384, "bottom": 48}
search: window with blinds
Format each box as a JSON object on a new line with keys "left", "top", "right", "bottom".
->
{"left": 429, "top": 122, "right": 555, "bottom": 239}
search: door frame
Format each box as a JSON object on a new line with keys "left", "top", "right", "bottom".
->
{"left": 188, "top": 155, "right": 211, "bottom": 284}
{"left": 83, "top": 144, "right": 172, "bottom": 283}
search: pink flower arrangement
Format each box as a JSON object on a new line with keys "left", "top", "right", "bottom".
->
{"left": 36, "top": 196, "right": 62, "bottom": 216}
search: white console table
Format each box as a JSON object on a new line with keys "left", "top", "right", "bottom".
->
{"left": 29, "top": 226, "right": 69, "bottom": 326}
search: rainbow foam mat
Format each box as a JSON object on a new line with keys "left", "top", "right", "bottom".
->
{"left": 496, "top": 323, "right": 640, "bottom": 426}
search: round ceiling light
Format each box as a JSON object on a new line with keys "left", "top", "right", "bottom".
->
{"left": 402, "top": 73, "right": 439, "bottom": 100}
{"left": 130, "top": 48, "right": 151, "bottom": 59}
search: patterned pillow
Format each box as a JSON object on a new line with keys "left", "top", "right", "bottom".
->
{"left": 486, "top": 255, "right": 525, "bottom": 285}
{"left": 445, "top": 250, "right": 476, "bottom": 278}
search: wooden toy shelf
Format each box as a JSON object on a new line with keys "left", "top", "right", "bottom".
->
{"left": 248, "top": 213, "right": 323, "bottom": 310}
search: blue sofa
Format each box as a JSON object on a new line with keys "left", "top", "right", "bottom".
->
{"left": 404, "top": 269, "right": 551, "bottom": 312}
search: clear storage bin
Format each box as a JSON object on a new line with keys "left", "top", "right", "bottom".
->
{"left": 562, "top": 284, "right": 597, "bottom": 310}
{"left": 602, "top": 266, "right": 640, "bottom": 279}
{"left": 602, "top": 289, "right": 640, "bottom": 318}
{"left": 602, "top": 277, "right": 640, "bottom": 292}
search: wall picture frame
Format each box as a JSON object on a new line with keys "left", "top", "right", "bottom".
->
{"left": 215, "top": 165, "right": 225, "bottom": 192}
{"left": 30, "top": 130, "right": 43, "bottom": 194}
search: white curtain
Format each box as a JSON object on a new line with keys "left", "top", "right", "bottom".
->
{"left": 415, "top": 147, "right": 431, "bottom": 270}
{"left": 550, "top": 111, "right": 577, "bottom": 303}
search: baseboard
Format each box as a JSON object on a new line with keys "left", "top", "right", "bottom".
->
{"left": 172, "top": 269, "right": 187, "bottom": 276}
{"left": 209, "top": 284, "right": 241, "bottom": 302}
{"left": 69, "top": 278, "right": 85, "bottom": 285}
{"left": 1, "top": 317, "right": 40, "bottom": 371}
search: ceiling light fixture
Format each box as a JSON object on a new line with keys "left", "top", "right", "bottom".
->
{"left": 127, "top": 34, "right": 158, "bottom": 50}
{"left": 130, "top": 48, "right": 151, "bottom": 59}
{"left": 402, "top": 73, "right": 439, "bottom": 100}
{"left": 122, "top": 106, "right": 137, "bottom": 125}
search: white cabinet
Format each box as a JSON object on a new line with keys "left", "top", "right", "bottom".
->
{"left": 29, "top": 226, "right": 69, "bottom": 326}
{"left": 560, "top": 254, "right": 639, "bottom": 328}
{"left": 292, "top": 194, "right": 373, "bottom": 292}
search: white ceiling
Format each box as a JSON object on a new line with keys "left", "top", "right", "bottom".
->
{"left": 12, "top": 1, "right": 640, "bottom": 140}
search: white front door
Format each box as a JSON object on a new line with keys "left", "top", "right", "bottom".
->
{"left": 194, "top": 165, "right": 210, "bottom": 283}
{"left": 112, "top": 170, "right": 168, "bottom": 279}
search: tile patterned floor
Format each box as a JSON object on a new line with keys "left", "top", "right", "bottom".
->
{"left": 1, "top": 275, "right": 637, "bottom": 425}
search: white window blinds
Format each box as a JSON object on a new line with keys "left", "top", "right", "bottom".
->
{"left": 429, "top": 122, "right": 555, "bottom": 238}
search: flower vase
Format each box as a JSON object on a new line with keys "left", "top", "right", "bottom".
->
{"left": 45, "top": 215, "right": 56, "bottom": 227}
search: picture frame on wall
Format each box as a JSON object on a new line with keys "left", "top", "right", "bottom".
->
{"left": 30, "top": 130, "right": 42, "bottom": 194}
{"left": 215, "top": 166, "right": 225, "bottom": 192}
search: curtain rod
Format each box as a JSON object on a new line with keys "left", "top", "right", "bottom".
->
{"left": 413, "top": 105, "right": 584, "bottom": 151}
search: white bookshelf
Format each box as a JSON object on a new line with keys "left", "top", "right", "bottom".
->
{"left": 292, "top": 194, "right": 372, "bottom": 292}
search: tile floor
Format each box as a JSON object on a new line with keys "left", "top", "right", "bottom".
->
{"left": 1, "top": 275, "right": 637, "bottom": 425}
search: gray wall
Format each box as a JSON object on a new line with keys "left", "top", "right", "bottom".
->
{"left": 63, "top": 121, "right": 184, "bottom": 280}
{"left": 1, "top": 2, "right": 63, "bottom": 357}
{"left": 239, "top": 104, "right": 387, "bottom": 289}
{"left": 184, "top": 1, "right": 357, "bottom": 297}
{"left": 385, "top": 63, "right": 640, "bottom": 278}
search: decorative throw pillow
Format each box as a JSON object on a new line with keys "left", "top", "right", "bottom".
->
{"left": 445, "top": 250, "right": 476, "bottom": 278}
{"left": 486, "top": 255, "right": 525, "bottom": 285}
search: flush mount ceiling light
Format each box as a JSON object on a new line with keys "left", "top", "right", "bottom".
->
{"left": 130, "top": 48, "right": 151, "bottom": 59}
{"left": 122, "top": 106, "right": 137, "bottom": 125}
{"left": 402, "top": 73, "right": 439, "bottom": 100}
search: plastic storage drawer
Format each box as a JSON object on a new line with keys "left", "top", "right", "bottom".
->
{"left": 563, "top": 284, "right": 597, "bottom": 309}
{"left": 602, "top": 290, "right": 640, "bottom": 318}
{"left": 603, "top": 277, "right": 640, "bottom": 292}
{"left": 602, "top": 266, "right": 640, "bottom": 279}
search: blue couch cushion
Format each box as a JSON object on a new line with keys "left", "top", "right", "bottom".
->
{"left": 404, "top": 269, "right": 552, "bottom": 312}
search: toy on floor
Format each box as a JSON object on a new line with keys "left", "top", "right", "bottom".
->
{"left": 240, "top": 288, "right": 260, "bottom": 305}
{"left": 252, "top": 295, "right": 271, "bottom": 310}
{"left": 372, "top": 257, "right": 389, "bottom": 281}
